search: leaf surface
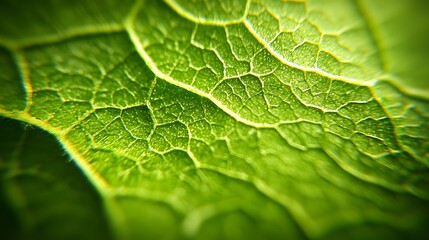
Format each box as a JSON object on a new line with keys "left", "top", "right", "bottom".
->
{"left": 0, "top": 0, "right": 428, "bottom": 239}
{"left": 0, "top": 117, "right": 111, "bottom": 240}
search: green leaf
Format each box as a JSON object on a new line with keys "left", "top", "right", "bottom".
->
{"left": 0, "top": 117, "right": 111, "bottom": 240}
{"left": 1, "top": 0, "right": 428, "bottom": 239}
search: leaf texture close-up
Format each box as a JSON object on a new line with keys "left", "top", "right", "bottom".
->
{"left": 0, "top": 0, "right": 429, "bottom": 239}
